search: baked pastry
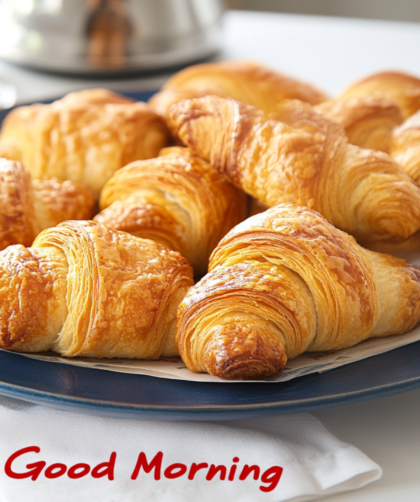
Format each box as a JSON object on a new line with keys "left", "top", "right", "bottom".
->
{"left": 0, "top": 220, "right": 193, "bottom": 358}
{"left": 95, "top": 147, "right": 247, "bottom": 276}
{"left": 314, "top": 96, "right": 403, "bottom": 153}
{"left": 339, "top": 71, "right": 420, "bottom": 119}
{"left": 0, "top": 89, "right": 169, "bottom": 197}
{"left": 168, "top": 96, "right": 420, "bottom": 250}
{"left": 390, "top": 110, "right": 420, "bottom": 185}
{"left": 59, "top": 88, "right": 135, "bottom": 106}
{"left": 177, "top": 204, "right": 420, "bottom": 380}
{"left": 0, "top": 158, "right": 95, "bottom": 250}
{"left": 248, "top": 197, "right": 268, "bottom": 217}
{"left": 0, "top": 141, "right": 20, "bottom": 161}
{"left": 149, "top": 60, "right": 328, "bottom": 117}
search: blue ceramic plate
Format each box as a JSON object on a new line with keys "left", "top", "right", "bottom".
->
{"left": 1, "top": 91, "right": 420, "bottom": 421}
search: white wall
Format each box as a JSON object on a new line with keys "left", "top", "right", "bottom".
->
{"left": 227, "top": 0, "right": 420, "bottom": 23}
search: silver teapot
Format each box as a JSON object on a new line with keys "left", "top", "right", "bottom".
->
{"left": 0, "top": 0, "right": 225, "bottom": 75}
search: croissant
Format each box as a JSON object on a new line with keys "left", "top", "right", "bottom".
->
{"left": 0, "top": 158, "right": 95, "bottom": 250}
{"left": 149, "top": 60, "right": 328, "bottom": 117}
{"left": 339, "top": 71, "right": 420, "bottom": 119}
{"left": 389, "top": 110, "right": 420, "bottom": 185}
{"left": 314, "top": 96, "right": 403, "bottom": 153}
{"left": 95, "top": 146, "right": 247, "bottom": 276}
{"left": 59, "top": 88, "right": 136, "bottom": 106}
{"left": 0, "top": 89, "right": 169, "bottom": 197}
{"left": 168, "top": 95, "right": 420, "bottom": 250}
{"left": 0, "top": 141, "right": 20, "bottom": 162}
{"left": 177, "top": 204, "right": 420, "bottom": 380}
{"left": 0, "top": 220, "right": 193, "bottom": 358}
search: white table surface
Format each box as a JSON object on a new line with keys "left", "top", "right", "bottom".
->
{"left": 1, "top": 9, "right": 420, "bottom": 501}
{"left": 2, "top": 10, "right": 420, "bottom": 103}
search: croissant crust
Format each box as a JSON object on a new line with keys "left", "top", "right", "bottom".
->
{"left": 0, "top": 89, "right": 170, "bottom": 197}
{"left": 96, "top": 146, "right": 247, "bottom": 276}
{"left": 390, "top": 110, "right": 420, "bottom": 185}
{"left": 0, "top": 158, "right": 95, "bottom": 250}
{"left": 150, "top": 60, "right": 328, "bottom": 117}
{"left": 168, "top": 95, "right": 420, "bottom": 250}
{"left": 177, "top": 205, "right": 420, "bottom": 380}
{"left": 339, "top": 71, "right": 420, "bottom": 119}
{"left": 0, "top": 220, "right": 194, "bottom": 358}
{"left": 314, "top": 96, "right": 403, "bottom": 153}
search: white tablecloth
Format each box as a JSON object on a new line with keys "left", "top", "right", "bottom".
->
{"left": 0, "top": 400, "right": 381, "bottom": 502}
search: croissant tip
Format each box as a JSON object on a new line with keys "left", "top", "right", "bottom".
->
{"left": 207, "top": 355, "right": 286, "bottom": 381}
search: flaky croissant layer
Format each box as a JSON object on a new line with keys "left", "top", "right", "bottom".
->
{"left": 0, "top": 89, "right": 170, "bottom": 197}
{"left": 390, "top": 111, "right": 420, "bottom": 185}
{"left": 0, "top": 221, "right": 194, "bottom": 359}
{"left": 314, "top": 96, "right": 403, "bottom": 153}
{"left": 177, "top": 204, "right": 420, "bottom": 380}
{"left": 95, "top": 146, "right": 247, "bottom": 276}
{"left": 0, "top": 158, "right": 95, "bottom": 251}
{"left": 149, "top": 60, "right": 328, "bottom": 117}
{"left": 339, "top": 71, "right": 420, "bottom": 119}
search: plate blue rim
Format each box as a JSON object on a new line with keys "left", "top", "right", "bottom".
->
{"left": 1, "top": 91, "right": 420, "bottom": 420}
{"left": 1, "top": 342, "right": 420, "bottom": 420}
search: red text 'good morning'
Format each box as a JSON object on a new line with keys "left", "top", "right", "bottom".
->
{"left": 4, "top": 447, "right": 283, "bottom": 493}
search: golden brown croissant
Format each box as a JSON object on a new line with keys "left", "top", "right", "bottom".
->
{"left": 390, "top": 110, "right": 420, "bottom": 185}
{"left": 339, "top": 71, "right": 420, "bottom": 119}
{"left": 177, "top": 204, "right": 420, "bottom": 380}
{"left": 0, "top": 140, "right": 20, "bottom": 161}
{"left": 149, "top": 60, "right": 328, "bottom": 117}
{"left": 314, "top": 96, "right": 403, "bottom": 153}
{"left": 0, "top": 89, "right": 169, "bottom": 197}
{"left": 0, "top": 158, "right": 95, "bottom": 250}
{"left": 248, "top": 197, "right": 268, "bottom": 217}
{"left": 168, "top": 95, "right": 420, "bottom": 250}
{"left": 95, "top": 146, "right": 247, "bottom": 276}
{"left": 0, "top": 220, "right": 193, "bottom": 358}
{"left": 59, "top": 88, "right": 135, "bottom": 106}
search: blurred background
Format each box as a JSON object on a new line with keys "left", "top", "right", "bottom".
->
{"left": 0, "top": 0, "right": 419, "bottom": 107}
{"left": 226, "top": 0, "right": 420, "bottom": 23}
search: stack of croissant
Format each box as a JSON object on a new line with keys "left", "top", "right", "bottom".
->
{"left": 1, "top": 60, "right": 420, "bottom": 380}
